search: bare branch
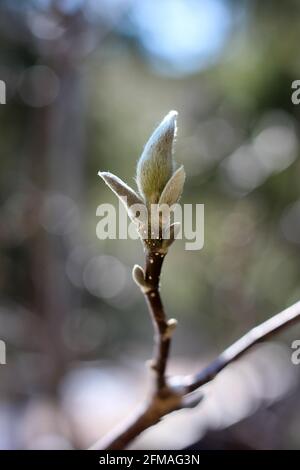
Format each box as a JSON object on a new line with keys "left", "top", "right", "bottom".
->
{"left": 90, "top": 393, "right": 182, "bottom": 451}
{"left": 184, "top": 300, "right": 300, "bottom": 393}
{"left": 90, "top": 298, "right": 300, "bottom": 450}
{"left": 90, "top": 246, "right": 181, "bottom": 450}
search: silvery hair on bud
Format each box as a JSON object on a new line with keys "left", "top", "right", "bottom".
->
{"left": 136, "top": 111, "right": 178, "bottom": 204}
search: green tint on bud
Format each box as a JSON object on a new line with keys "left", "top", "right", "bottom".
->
{"left": 159, "top": 165, "right": 185, "bottom": 206}
{"left": 136, "top": 110, "right": 178, "bottom": 204}
{"left": 98, "top": 111, "right": 185, "bottom": 252}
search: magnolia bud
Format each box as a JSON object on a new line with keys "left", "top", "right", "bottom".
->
{"left": 136, "top": 110, "right": 178, "bottom": 204}
{"left": 98, "top": 171, "right": 144, "bottom": 221}
{"left": 159, "top": 165, "right": 185, "bottom": 206}
{"left": 98, "top": 111, "right": 185, "bottom": 250}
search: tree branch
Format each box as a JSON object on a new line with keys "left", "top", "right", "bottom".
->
{"left": 90, "top": 295, "right": 300, "bottom": 450}
{"left": 90, "top": 246, "right": 182, "bottom": 450}
{"left": 184, "top": 299, "right": 300, "bottom": 393}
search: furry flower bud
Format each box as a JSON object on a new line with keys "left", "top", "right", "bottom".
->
{"left": 136, "top": 110, "right": 177, "bottom": 204}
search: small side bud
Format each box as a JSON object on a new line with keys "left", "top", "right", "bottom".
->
{"left": 132, "top": 264, "right": 152, "bottom": 293}
{"left": 132, "top": 264, "right": 145, "bottom": 286}
{"left": 164, "top": 318, "right": 178, "bottom": 339}
{"left": 182, "top": 392, "right": 203, "bottom": 409}
{"left": 146, "top": 359, "right": 157, "bottom": 371}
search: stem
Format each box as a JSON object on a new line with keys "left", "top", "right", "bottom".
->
{"left": 90, "top": 394, "right": 181, "bottom": 451}
{"left": 144, "top": 251, "right": 170, "bottom": 392}
{"left": 89, "top": 253, "right": 300, "bottom": 450}
{"left": 89, "top": 246, "right": 181, "bottom": 450}
{"left": 185, "top": 299, "right": 300, "bottom": 393}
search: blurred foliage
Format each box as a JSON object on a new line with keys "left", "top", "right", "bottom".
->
{"left": 0, "top": 0, "right": 300, "bottom": 449}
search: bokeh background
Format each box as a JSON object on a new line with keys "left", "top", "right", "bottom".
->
{"left": 0, "top": 0, "right": 300, "bottom": 450}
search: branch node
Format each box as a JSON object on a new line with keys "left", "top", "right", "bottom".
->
{"left": 182, "top": 392, "right": 204, "bottom": 409}
{"left": 163, "top": 318, "right": 178, "bottom": 339}
{"left": 146, "top": 359, "right": 157, "bottom": 371}
{"left": 132, "top": 264, "right": 152, "bottom": 293}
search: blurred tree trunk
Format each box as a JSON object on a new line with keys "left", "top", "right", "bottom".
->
{"left": 27, "top": 10, "right": 87, "bottom": 395}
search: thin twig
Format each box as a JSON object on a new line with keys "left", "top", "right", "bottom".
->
{"left": 184, "top": 299, "right": 300, "bottom": 393}
{"left": 90, "top": 246, "right": 182, "bottom": 450}
{"left": 144, "top": 250, "right": 171, "bottom": 392}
